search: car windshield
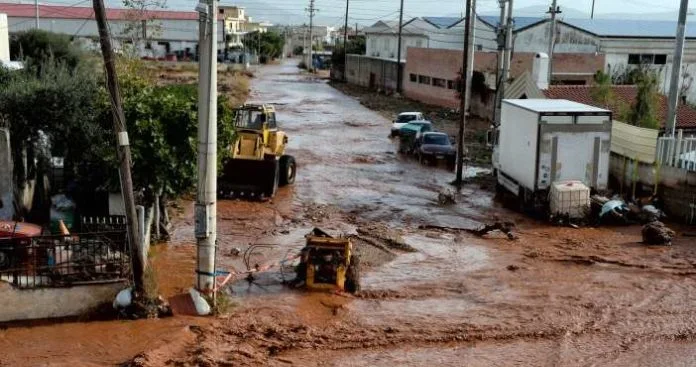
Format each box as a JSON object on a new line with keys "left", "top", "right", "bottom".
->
{"left": 396, "top": 114, "right": 418, "bottom": 123}
{"left": 235, "top": 110, "right": 266, "bottom": 129}
{"left": 423, "top": 134, "right": 450, "bottom": 145}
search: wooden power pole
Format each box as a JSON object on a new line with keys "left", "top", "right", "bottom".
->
{"left": 455, "top": 0, "right": 474, "bottom": 185}
{"left": 93, "top": 0, "right": 144, "bottom": 293}
{"left": 343, "top": 0, "right": 349, "bottom": 81}
{"left": 396, "top": 0, "right": 405, "bottom": 92}
{"left": 307, "top": 0, "right": 317, "bottom": 71}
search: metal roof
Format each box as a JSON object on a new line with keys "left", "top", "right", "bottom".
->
{"left": 422, "top": 16, "right": 462, "bottom": 29}
{"left": 562, "top": 18, "right": 696, "bottom": 38}
{"left": 478, "top": 15, "right": 545, "bottom": 31}
{"left": 503, "top": 99, "right": 611, "bottom": 114}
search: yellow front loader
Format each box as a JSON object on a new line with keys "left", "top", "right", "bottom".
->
{"left": 218, "top": 104, "right": 296, "bottom": 199}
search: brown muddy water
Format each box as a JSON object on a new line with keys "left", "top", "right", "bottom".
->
{"left": 3, "top": 60, "right": 696, "bottom": 366}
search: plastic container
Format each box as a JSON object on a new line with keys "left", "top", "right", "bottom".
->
{"left": 549, "top": 180, "right": 590, "bottom": 219}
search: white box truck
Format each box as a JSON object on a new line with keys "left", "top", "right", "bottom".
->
{"left": 491, "top": 99, "right": 612, "bottom": 211}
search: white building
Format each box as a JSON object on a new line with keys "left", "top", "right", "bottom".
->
{"left": 219, "top": 5, "right": 271, "bottom": 50}
{"left": 363, "top": 16, "right": 497, "bottom": 61}
{"left": 478, "top": 15, "right": 696, "bottom": 102}
{"left": 0, "top": 2, "right": 224, "bottom": 59}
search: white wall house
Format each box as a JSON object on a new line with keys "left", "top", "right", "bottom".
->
{"left": 478, "top": 15, "right": 696, "bottom": 103}
{"left": 0, "top": 3, "right": 224, "bottom": 58}
{"left": 363, "top": 16, "right": 497, "bottom": 61}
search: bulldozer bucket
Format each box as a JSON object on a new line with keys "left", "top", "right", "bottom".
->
{"left": 218, "top": 158, "right": 279, "bottom": 199}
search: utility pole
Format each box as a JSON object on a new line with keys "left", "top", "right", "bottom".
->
{"left": 35, "top": 0, "right": 39, "bottom": 28}
{"left": 465, "top": 0, "right": 476, "bottom": 104}
{"left": 396, "top": 0, "right": 405, "bottom": 92}
{"left": 546, "top": 0, "right": 561, "bottom": 83}
{"left": 590, "top": 0, "right": 596, "bottom": 19}
{"left": 306, "top": 0, "right": 317, "bottom": 72}
{"left": 343, "top": 0, "right": 349, "bottom": 81}
{"left": 93, "top": 0, "right": 144, "bottom": 293}
{"left": 455, "top": 0, "right": 473, "bottom": 186}
{"left": 195, "top": 0, "right": 218, "bottom": 292}
{"left": 494, "top": 0, "right": 508, "bottom": 125}
{"left": 666, "top": 0, "right": 690, "bottom": 137}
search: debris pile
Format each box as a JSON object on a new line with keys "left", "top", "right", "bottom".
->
{"left": 642, "top": 221, "right": 675, "bottom": 245}
{"left": 437, "top": 189, "right": 456, "bottom": 205}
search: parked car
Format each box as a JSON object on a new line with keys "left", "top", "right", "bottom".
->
{"left": 391, "top": 112, "right": 425, "bottom": 137}
{"left": 398, "top": 121, "right": 433, "bottom": 154}
{"left": 416, "top": 132, "right": 456, "bottom": 169}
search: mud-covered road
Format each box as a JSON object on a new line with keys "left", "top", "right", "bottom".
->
{"left": 3, "top": 61, "right": 696, "bottom": 366}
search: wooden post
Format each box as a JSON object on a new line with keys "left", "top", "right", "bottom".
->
{"left": 93, "top": 0, "right": 144, "bottom": 293}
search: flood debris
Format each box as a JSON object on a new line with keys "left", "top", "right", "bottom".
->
{"left": 113, "top": 288, "right": 173, "bottom": 319}
{"left": 419, "top": 222, "right": 516, "bottom": 240}
{"left": 437, "top": 188, "right": 457, "bottom": 205}
{"left": 642, "top": 221, "right": 676, "bottom": 245}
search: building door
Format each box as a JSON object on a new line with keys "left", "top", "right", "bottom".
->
{"left": 369, "top": 73, "right": 376, "bottom": 89}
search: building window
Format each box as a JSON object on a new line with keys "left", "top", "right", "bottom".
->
{"left": 654, "top": 54, "right": 667, "bottom": 65}
{"left": 418, "top": 75, "right": 431, "bottom": 85}
{"left": 628, "top": 53, "right": 668, "bottom": 65}
{"left": 476, "top": 44, "right": 483, "bottom": 51}
{"left": 447, "top": 80, "right": 455, "bottom": 89}
{"left": 410, "top": 73, "right": 417, "bottom": 82}
{"left": 433, "top": 78, "right": 446, "bottom": 88}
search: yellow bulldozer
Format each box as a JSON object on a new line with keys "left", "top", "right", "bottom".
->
{"left": 293, "top": 228, "right": 361, "bottom": 294}
{"left": 219, "top": 104, "right": 296, "bottom": 199}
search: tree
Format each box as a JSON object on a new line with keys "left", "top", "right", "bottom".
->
{"left": 331, "top": 37, "right": 366, "bottom": 67}
{"left": 244, "top": 31, "right": 285, "bottom": 62}
{"left": 629, "top": 71, "right": 661, "bottom": 129}
{"left": 9, "top": 30, "right": 84, "bottom": 70}
{"left": 590, "top": 70, "right": 615, "bottom": 106}
{"left": 121, "top": 0, "right": 166, "bottom": 57}
{"left": 0, "top": 59, "right": 103, "bottom": 220}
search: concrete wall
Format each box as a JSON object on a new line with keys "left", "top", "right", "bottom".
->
{"left": 0, "top": 281, "right": 126, "bottom": 322}
{"left": 0, "top": 128, "right": 13, "bottom": 220}
{"left": 345, "top": 54, "right": 401, "bottom": 92}
{"left": 609, "top": 153, "right": 696, "bottom": 222}
{"left": 0, "top": 14, "right": 9, "bottom": 62}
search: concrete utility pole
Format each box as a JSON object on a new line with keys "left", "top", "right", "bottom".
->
{"left": 343, "top": 0, "right": 349, "bottom": 81}
{"left": 195, "top": 0, "right": 218, "bottom": 292}
{"left": 456, "top": 0, "right": 474, "bottom": 185}
{"left": 34, "top": 0, "right": 39, "bottom": 28}
{"left": 93, "top": 0, "right": 144, "bottom": 293}
{"left": 546, "top": 0, "right": 561, "bottom": 83}
{"left": 396, "top": 0, "right": 405, "bottom": 92}
{"left": 666, "top": 0, "right": 690, "bottom": 137}
{"left": 306, "top": 0, "right": 317, "bottom": 71}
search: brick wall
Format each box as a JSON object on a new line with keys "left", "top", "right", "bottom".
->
{"left": 403, "top": 48, "right": 462, "bottom": 109}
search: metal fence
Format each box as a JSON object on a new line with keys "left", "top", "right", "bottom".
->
{"left": 80, "top": 215, "right": 128, "bottom": 233}
{"left": 0, "top": 231, "right": 130, "bottom": 289}
{"left": 656, "top": 130, "right": 696, "bottom": 171}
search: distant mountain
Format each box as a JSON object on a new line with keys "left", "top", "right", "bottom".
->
{"left": 481, "top": 4, "right": 682, "bottom": 22}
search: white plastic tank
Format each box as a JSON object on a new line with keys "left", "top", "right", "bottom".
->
{"left": 549, "top": 180, "right": 590, "bottom": 218}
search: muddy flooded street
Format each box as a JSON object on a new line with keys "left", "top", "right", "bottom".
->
{"left": 3, "top": 61, "right": 696, "bottom": 366}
